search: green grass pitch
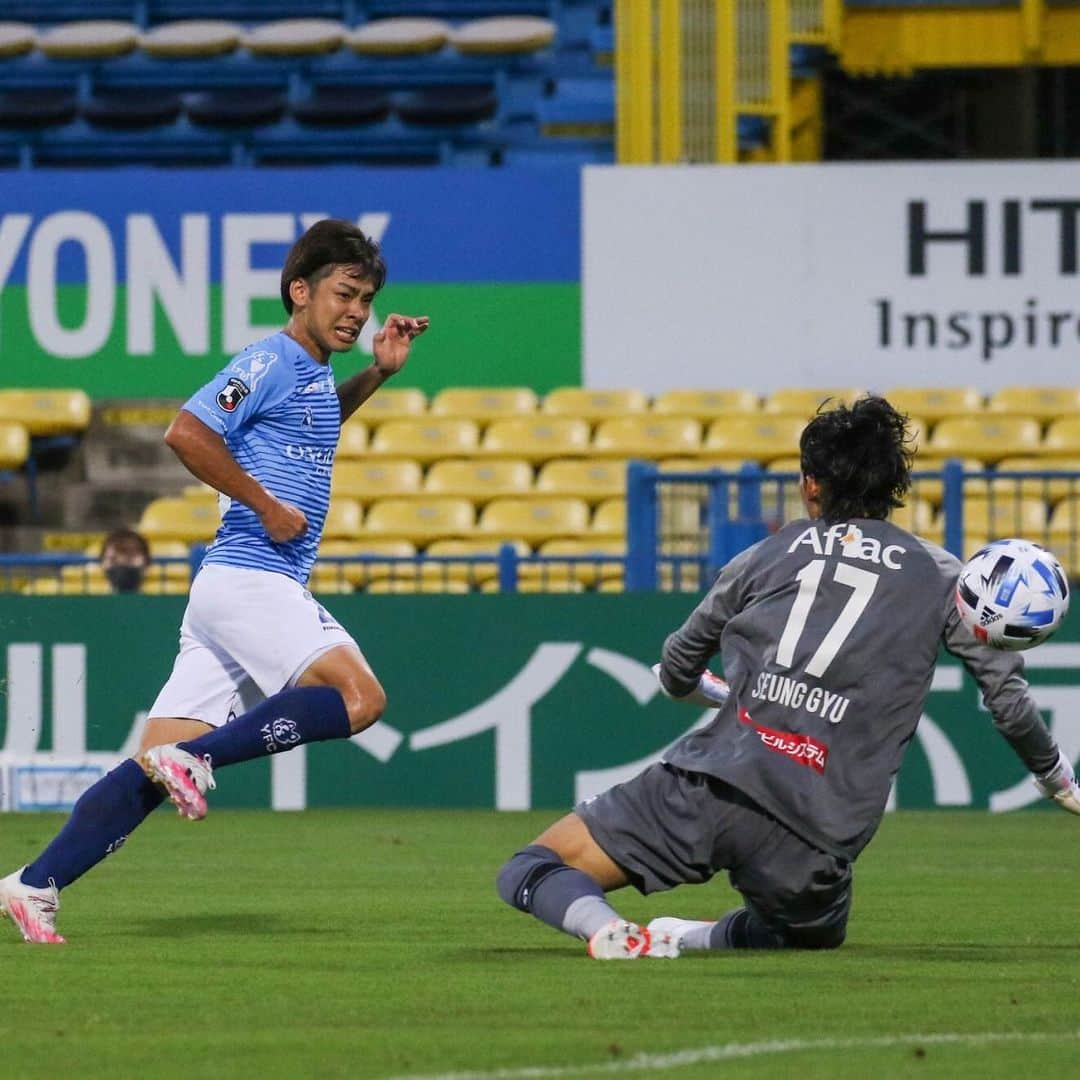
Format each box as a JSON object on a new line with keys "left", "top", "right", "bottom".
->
{"left": 1, "top": 808, "right": 1079, "bottom": 1079}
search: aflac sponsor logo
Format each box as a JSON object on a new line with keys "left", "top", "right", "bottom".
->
{"left": 788, "top": 522, "right": 906, "bottom": 570}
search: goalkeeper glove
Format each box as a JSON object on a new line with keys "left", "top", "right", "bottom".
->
{"left": 1033, "top": 750, "right": 1080, "bottom": 815}
{"left": 652, "top": 663, "right": 730, "bottom": 708}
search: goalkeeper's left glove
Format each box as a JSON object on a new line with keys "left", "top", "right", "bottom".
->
{"left": 652, "top": 663, "right": 730, "bottom": 708}
{"left": 1033, "top": 750, "right": 1080, "bottom": 815}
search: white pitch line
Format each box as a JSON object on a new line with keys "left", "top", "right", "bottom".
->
{"left": 383, "top": 1030, "right": 1080, "bottom": 1080}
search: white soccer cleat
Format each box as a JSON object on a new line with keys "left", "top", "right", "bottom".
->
{"left": 0, "top": 867, "right": 65, "bottom": 944}
{"left": 587, "top": 918, "right": 652, "bottom": 960}
{"left": 645, "top": 916, "right": 718, "bottom": 958}
{"left": 140, "top": 745, "right": 216, "bottom": 821}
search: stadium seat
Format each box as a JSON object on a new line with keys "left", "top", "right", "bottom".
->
{"left": 396, "top": 87, "right": 498, "bottom": 128}
{"left": 83, "top": 90, "right": 184, "bottom": 130}
{"left": 888, "top": 497, "right": 936, "bottom": 535}
{"left": 535, "top": 459, "right": 626, "bottom": 503}
{"left": 310, "top": 538, "right": 417, "bottom": 590}
{"left": 346, "top": 18, "right": 451, "bottom": 56}
{"left": 332, "top": 459, "right": 423, "bottom": 502}
{"left": 243, "top": 18, "right": 345, "bottom": 56}
{"left": 531, "top": 538, "right": 625, "bottom": 589}
{"left": 703, "top": 416, "right": 806, "bottom": 461}
{"left": 1043, "top": 417, "right": 1080, "bottom": 456}
{"left": 0, "top": 390, "right": 91, "bottom": 435}
{"left": 987, "top": 387, "right": 1080, "bottom": 421}
{"left": 591, "top": 416, "right": 701, "bottom": 459}
{"left": 481, "top": 577, "right": 586, "bottom": 594}
{"left": 982, "top": 457, "right": 1080, "bottom": 504}
{"left": 137, "top": 496, "right": 220, "bottom": 543}
{"left": 1048, "top": 498, "right": 1080, "bottom": 540}
{"left": 480, "top": 417, "right": 590, "bottom": 462}
{"left": 0, "top": 90, "right": 78, "bottom": 130}
{"left": 429, "top": 387, "right": 538, "bottom": 420}
{"left": 420, "top": 538, "right": 530, "bottom": 588}
{"left": 0, "top": 23, "right": 35, "bottom": 59}
{"left": 356, "top": 387, "right": 427, "bottom": 422}
{"left": 322, "top": 498, "right": 363, "bottom": 539}
{"left": 541, "top": 388, "right": 648, "bottom": 420}
{"left": 336, "top": 420, "right": 369, "bottom": 458}
{"left": 450, "top": 15, "right": 557, "bottom": 55}
{"left": 423, "top": 459, "right": 533, "bottom": 503}
{"left": 883, "top": 386, "right": 983, "bottom": 423}
{"left": 927, "top": 416, "right": 1041, "bottom": 464}
{"left": 364, "top": 496, "right": 475, "bottom": 544}
{"left": 60, "top": 563, "right": 190, "bottom": 589}
{"left": 590, "top": 497, "right": 626, "bottom": 539}
{"left": 909, "top": 457, "right": 985, "bottom": 506}
{"left": 38, "top": 20, "right": 138, "bottom": 59}
{"left": 138, "top": 20, "right": 243, "bottom": 58}
{"left": 187, "top": 89, "right": 288, "bottom": 128}
{"left": 370, "top": 418, "right": 480, "bottom": 462}
{"left": 477, "top": 497, "right": 589, "bottom": 543}
{"left": 961, "top": 496, "right": 1048, "bottom": 538}
{"left": 763, "top": 388, "right": 865, "bottom": 416}
{"left": 292, "top": 88, "right": 393, "bottom": 128}
{"left": 0, "top": 422, "right": 30, "bottom": 469}
{"left": 366, "top": 579, "right": 472, "bottom": 594}
{"left": 651, "top": 389, "right": 759, "bottom": 419}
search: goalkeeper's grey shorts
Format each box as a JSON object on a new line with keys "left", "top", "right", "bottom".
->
{"left": 576, "top": 762, "right": 851, "bottom": 945}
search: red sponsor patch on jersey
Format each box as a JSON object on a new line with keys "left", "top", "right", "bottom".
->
{"left": 738, "top": 707, "right": 828, "bottom": 774}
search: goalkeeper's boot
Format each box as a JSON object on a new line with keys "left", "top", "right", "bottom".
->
{"left": 139, "top": 745, "right": 216, "bottom": 821}
{"left": 646, "top": 916, "right": 717, "bottom": 958}
{"left": 0, "top": 867, "right": 65, "bottom": 944}
{"left": 587, "top": 919, "right": 652, "bottom": 960}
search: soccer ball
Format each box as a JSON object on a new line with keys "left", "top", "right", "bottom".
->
{"left": 955, "top": 538, "right": 1070, "bottom": 651}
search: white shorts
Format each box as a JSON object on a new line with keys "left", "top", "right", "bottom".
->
{"left": 149, "top": 564, "right": 359, "bottom": 728}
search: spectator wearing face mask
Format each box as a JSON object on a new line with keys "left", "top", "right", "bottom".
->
{"left": 100, "top": 528, "right": 151, "bottom": 593}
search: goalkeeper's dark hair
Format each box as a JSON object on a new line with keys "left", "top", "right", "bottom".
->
{"left": 799, "top": 395, "right": 914, "bottom": 522}
{"left": 280, "top": 218, "right": 386, "bottom": 314}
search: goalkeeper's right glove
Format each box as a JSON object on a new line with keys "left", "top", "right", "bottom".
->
{"left": 652, "top": 663, "right": 730, "bottom": 709}
{"left": 1033, "top": 750, "right": 1080, "bottom": 815}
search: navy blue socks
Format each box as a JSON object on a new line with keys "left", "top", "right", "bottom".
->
{"left": 177, "top": 686, "right": 351, "bottom": 768}
{"left": 22, "top": 759, "right": 164, "bottom": 890}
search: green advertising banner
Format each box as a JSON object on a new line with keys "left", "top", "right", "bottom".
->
{"left": 1, "top": 596, "right": 1078, "bottom": 813}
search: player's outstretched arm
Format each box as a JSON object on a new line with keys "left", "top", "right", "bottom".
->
{"left": 337, "top": 314, "right": 429, "bottom": 421}
{"left": 164, "top": 411, "right": 307, "bottom": 543}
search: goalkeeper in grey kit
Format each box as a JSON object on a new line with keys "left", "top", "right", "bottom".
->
{"left": 497, "top": 395, "right": 1079, "bottom": 959}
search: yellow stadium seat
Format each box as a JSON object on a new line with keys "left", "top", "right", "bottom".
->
{"left": 429, "top": 387, "right": 538, "bottom": 420}
{"left": 138, "top": 496, "right": 220, "bottom": 542}
{"left": 987, "top": 387, "right": 1080, "bottom": 421}
{"left": 424, "top": 459, "right": 533, "bottom": 503}
{"left": 366, "top": 578, "right": 472, "bottom": 594}
{"left": 0, "top": 389, "right": 91, "bottom": 435}
{"left": 704, "top": 416, "right": 806, "bottom": 461}
{"left": 981, "top": 457, "right": 1080, "bottom": 504}
{"left": 527, "top": 538, "right": 625, "bottom": 588}
{"left": 482, "top": 577, "right": 586, "bottom": 594}
{"left": 0, "top": 422, "right": 29, "bottom": 468}
{"left": 1043, "top": 417, "right": 1080, "bottom": 456}
{"left": 590, "top": 497, "right": 626, "bottom": 539}
{"left": 763, "top": 388, "right": 865, "bottom": 416}
{"left": 145, "top": 540, "right": 191, "bottom": 559}
{"left": 355, "top": 387, "right": 427, "bottom": 421}
{"left": 651, "top": 389, "right": 759, "bottom": 419}
{"left": 336, "top": 420, "right": 368, "bottom": 458}
{"left": 183, "top": 482, "right": 217, "bottom": 499}
{"left": 1047, "top": 498, "right": 1080, "bottom": 540}
{"left": 961, "top": 496, "right": 1048, "bottom": 538}
{"left": 322, "top": 498, "right": 363, "bottom": 539}
{"left": 61, "top": 563, "right": 191, "bottom": 589}
{"left": 909, "top": 457, "right": 985, "bottom": 507}
{"left": 659, "top": 456, "right": 756, "bottom": 474}
{"left": 364, "top": 497, "right": 475, "bottom": 544}
{"left": 480, "top": 417, "right": 590, "bottom": 463}
{"left": 591, "top": 416, "right": 701, "bottom": 459}
{"left": 536, "top": 459, "right": 626, "bottom": 503}
{"left": 311, "top": 539, "right": 417, "bottom": 589}
{"left": 369, "top": 419, "right": 479, "bottom": 463}
{"left": 541, "top": 388, "right": 648, "bottom": 420}
{"left": 927, "top": 416, "right": 1041, "bottom": 464}
{"left": 332, "top": 459, "right": 423, "bottom": 502}
{"left": 888, "top": 497, "right": 936, "bottom": 535}
{"left": 477, "top": 497, "right": 589, "bottom": 543}
{"left": 883, "top": 387, "right": 983, "bottom": 422}
{"left": 420, "top": 538, "right": 530, "bottom": 587}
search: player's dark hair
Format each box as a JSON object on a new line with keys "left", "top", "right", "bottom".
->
{"left": 799, "top": 395, "right": 914, "bottom": 521}
{"left": 280, "top": 219, "right": 386, "bottom": 314}
{"left": 100, "top": 527, "right": 151, "bottom": 562}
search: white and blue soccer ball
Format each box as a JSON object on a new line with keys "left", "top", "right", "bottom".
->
{"left": 956, "top": 538, "right": 1070, "bottom": 651}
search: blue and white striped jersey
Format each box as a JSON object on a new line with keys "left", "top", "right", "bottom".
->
{"left": 182, "top": 331, "right": 340, "bottom": 585}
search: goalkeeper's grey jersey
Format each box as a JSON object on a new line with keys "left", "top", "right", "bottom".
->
{"left": 661, "top": 517, "right": 1057, "bottom": 861}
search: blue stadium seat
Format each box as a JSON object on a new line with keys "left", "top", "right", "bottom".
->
{"left": 83, "top": 89, "right": 182, "bottom": 129}
{"left": 0, "top": 88, "right": 77, "bottom": 128}
{"left": 186, "top": 87, "right": 287, "bottom": 127}
{"left": 292, "top": 86, "right": 392, "bottom": 126}
{"left": 396, "top": 85, "right": 497, "bottom": 126}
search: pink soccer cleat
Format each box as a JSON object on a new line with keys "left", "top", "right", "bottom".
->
{"left": 587, "top": 918, "right": 652, "bottom": 960}
{"left": 140, "top": 745, "right": 216, "bottom": 821}
{"left": 0, "top": 867, "right": 65, "bottom": 944}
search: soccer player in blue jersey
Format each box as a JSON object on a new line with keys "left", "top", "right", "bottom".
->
{"left": 0, "top": 219, "right": 428, "bottom": 943}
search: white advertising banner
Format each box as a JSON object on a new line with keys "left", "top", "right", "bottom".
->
{"left": 583, "top": 162, "right": 1080, "bottom": 393}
